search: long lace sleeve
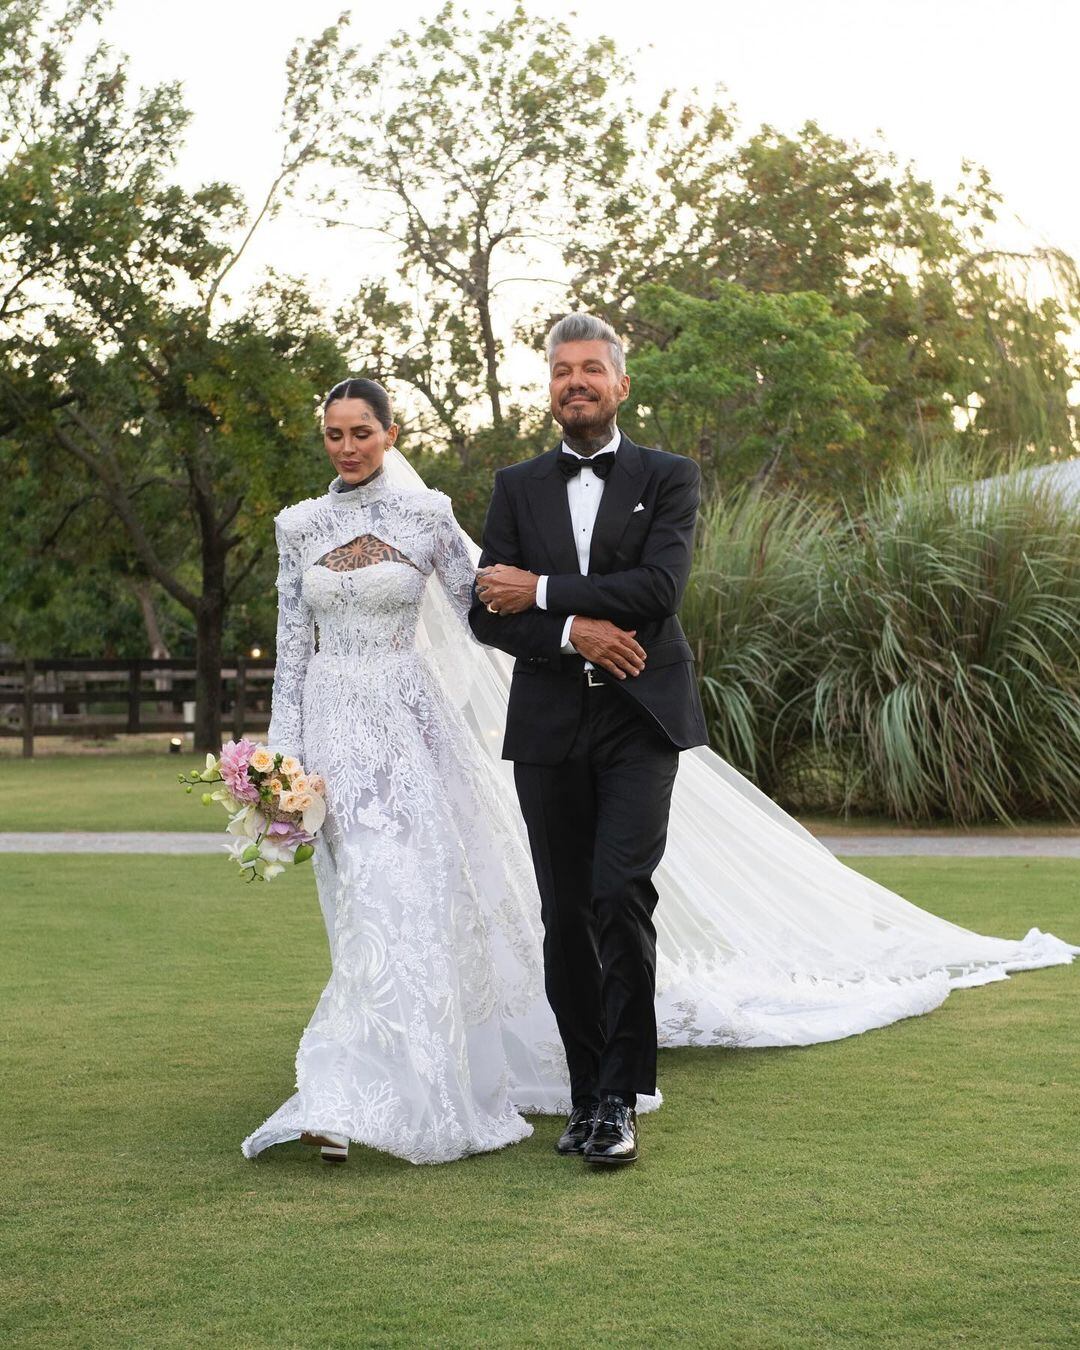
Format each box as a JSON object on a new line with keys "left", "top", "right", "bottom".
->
{"left": 266, "top": 517, "right": 314, "bottom": 758}
{"left": 430, "top": 496, "right": 479, "bottom": 627}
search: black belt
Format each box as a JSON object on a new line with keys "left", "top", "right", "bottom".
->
{"left": 526, "top": 655, "right": 610, "bottom": 683}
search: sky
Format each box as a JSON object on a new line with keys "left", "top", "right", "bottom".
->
{"left": 92, "top": 0, "right": 1080, "bottom": 392}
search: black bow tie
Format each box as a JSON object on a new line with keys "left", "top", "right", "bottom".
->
{"left": 557, "top": 449, "right": 616, "bottom": 480}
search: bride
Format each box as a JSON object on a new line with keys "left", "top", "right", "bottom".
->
{"left": 242, "top": 376, "right": 1077, "bottom": 1167}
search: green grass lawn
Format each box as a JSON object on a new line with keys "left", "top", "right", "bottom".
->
{"left": 2, "top": 854, "right": 1077, "bottom": 1348}
{"left": 7, "top": 754, "right": 1080, "bottom": 837}
{"left": 5, "top": 754, "right": 220, "bottom": 832}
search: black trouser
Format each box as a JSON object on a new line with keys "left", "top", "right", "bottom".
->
{"left": 513, "top": 682, "right": 680, "bottom": 1108}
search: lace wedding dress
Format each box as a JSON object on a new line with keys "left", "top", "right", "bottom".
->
{"left": 243, "top": 452, "right": 1078, "bottom": 1166}
{"left": 242, "top": 471, "right": 569, "bottom": 1164}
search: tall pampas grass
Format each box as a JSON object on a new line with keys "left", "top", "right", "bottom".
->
{"left": 811, "top": 458, "right": 1080, "bottom": 822}
{"left": 683, "top": 489, "right": 829, "bottom": 792}
{"left": 685, "top": 457, "right": 1080, "bottom": 823}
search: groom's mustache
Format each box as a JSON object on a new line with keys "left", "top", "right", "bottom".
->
{"left": 562, "top": 390, "right": 598, "bottom": 405}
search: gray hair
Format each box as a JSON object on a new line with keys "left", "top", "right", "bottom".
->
{"left": 545, "top": 313, "right": 625, "bottom": 377}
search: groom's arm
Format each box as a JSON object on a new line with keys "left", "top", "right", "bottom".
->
{"left": 543, "top": 457, "right": 701, "bottom": 629}
{"left": 468, "top": 471, "right": 567, "bottom": 661}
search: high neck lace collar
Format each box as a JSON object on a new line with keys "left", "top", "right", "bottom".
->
{"left": 327, "top": 469, "right": 391, "bottom": 507}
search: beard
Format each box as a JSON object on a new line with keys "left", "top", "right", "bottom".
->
{"left": 553, "top": 394, "right": 616, "bottom": 434}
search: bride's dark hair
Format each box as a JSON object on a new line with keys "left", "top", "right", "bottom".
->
{"left": 323, "top": 377, "right": 393, "bottom": 430}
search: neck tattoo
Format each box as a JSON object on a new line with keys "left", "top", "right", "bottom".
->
{"left": 562, "top": 423, "right": 618, "bottom": 457}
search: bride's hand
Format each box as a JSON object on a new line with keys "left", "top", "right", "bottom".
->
{"left": 476, "top": 565, "right": 539, "bottom": 615}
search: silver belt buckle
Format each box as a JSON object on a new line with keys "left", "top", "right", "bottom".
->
{"left": 586, "top": 668, "right": 604, "bottom": 688}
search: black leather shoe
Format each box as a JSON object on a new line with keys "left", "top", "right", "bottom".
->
{"left": 555, "top": 1103, "right": 599, "bottom": 1155}
{"left": 583, "top": 1095, "right": 638, "bottom": 1166}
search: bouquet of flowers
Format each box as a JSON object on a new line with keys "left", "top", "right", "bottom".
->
{"left": 179, "top": 739, "right": 327, "bottom": 881}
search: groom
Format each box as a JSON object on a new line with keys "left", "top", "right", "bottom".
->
{"left": 470, "top": 313, "right": 708, "bottom": 1166}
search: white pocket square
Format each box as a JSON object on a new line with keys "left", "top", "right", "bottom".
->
{"left": 633, "top": 501, "right": 646, "bottom": 513}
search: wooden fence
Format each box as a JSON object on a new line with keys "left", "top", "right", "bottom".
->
{"left": 0, "top": 658, "right": 276, "bottom": 756}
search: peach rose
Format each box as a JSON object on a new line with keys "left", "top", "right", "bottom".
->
{"left": 250, "top": 746, "right": 275, "bottom": 773}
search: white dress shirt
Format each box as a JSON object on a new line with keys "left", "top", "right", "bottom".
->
{"left": 535, "top": 426, "right": 620, "bottom": 658}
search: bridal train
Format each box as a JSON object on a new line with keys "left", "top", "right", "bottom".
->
{"left": 243, "top": 449, "right": 1077, "bottom": 1165}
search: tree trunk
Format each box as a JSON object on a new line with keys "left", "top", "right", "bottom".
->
{"left": 132, "top": 579, "right": 171, "bottom": 660}
{"left": 193, "top": 594, "right": 224, "bottom": 752}
{"left": 752, "top": 442, "right": 785, "bottom": 488}
{"left": 696, "top": 428, "right": 715, "bottom": 484}
{"left": 132, "top": 578, "right": 174, "bottom": 706}
{"left": 193, "top": 535, "right": 227, "bottom": 751}
{"left": 475, "top": 289, "right": 503, "bottom": 428}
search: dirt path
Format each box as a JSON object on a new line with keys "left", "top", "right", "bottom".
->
{"left": 2, "top": 831, "right": 1079, "bottom": 857}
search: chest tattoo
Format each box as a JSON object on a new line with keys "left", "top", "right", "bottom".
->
{"left": 316, "top": 534, "right": 419, "bottom": 573}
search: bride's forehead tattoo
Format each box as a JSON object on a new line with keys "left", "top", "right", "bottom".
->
{"left": 324, "top": 413, "right": 382, "bottom": 436}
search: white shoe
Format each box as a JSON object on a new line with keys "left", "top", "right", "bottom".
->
{"left": 300, "top": 1131, "right": 350, "bottom": 1164}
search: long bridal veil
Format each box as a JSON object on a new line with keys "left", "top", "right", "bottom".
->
{"left": 385, "top": 449, "right": 1078, "bottom": 1053}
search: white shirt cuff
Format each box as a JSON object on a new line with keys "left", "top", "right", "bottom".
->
{"left": 560, "top": 615, "right": 577, "bottom": 654}
{"left": 536, "top": 575, "right": 549, "bottom": 610}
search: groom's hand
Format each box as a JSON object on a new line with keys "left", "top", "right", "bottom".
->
{"left": 475, "top": 564, "right": 539, "bottom": 615}
{"left": 569, "top": 618, "right": 646, "bottom": 679}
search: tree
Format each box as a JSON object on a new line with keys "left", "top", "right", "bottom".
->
{"left": 627, "top": 282, "right": 881, "bottom": 494}
{"left": 0, "top": 3, "right": 349, "bottom": 747}
{"left": 0, "top": 441, "right": 186, "bottom": 659}
{"left": 569, "top": 108, "right": 1079, "bottom": 475}
{"left": 322, "top": 1, "right": 632, "bottom": 457}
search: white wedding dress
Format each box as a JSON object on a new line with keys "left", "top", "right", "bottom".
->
{"left": 242, "top": 451, "right": 1078, "bottom": 1165}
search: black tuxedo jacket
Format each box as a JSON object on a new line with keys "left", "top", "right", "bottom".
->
{"left": 468, "top": 433, "right": 710, "bottom": 764}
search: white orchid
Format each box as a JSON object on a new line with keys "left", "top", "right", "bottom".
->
{"left": 223, "top": 833, "right": 289, "bottom": 881}
{"left": 258, "top": 835, "right": 296, "bottom": 866}
{"left": 209, "top": 785, "right": 242, "bottom": 814}
{"left": 226, "top": 804, "right": 267, "bottom": 839}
